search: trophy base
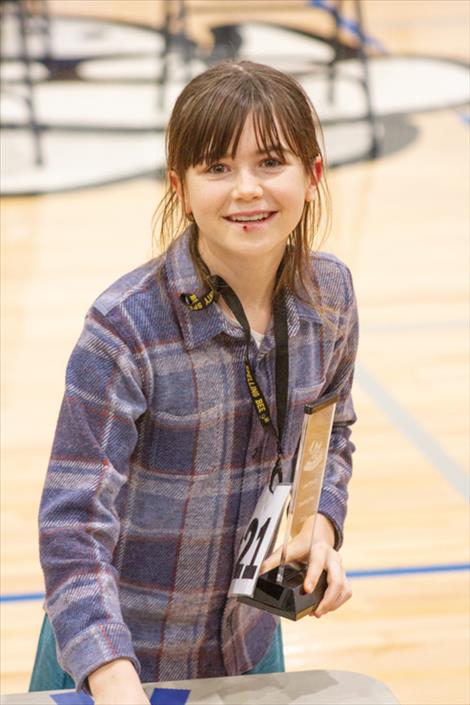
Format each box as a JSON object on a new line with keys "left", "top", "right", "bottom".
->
{"left": 237, "top": 562, "right": 328, "bottom": 621}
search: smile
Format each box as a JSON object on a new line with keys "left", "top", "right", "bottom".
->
{"left": 224, "top": 211, "right": 277, "bottom": 223}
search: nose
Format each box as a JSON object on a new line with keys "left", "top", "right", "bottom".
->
{"left": 232, "top": 169, "right": 263, "bottom": 200}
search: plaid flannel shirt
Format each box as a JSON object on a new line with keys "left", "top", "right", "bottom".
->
{"left": 39, "top": 228, "right": 358, "bottom": 690}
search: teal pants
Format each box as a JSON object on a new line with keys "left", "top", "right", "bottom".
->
{"left": 244, "top": 622, "right": 285, "bottom": 675}
{"left": 29, "top": 615, "right": 285, "bottom": 692}
{"left": 29, "top": 615, "right": 75, "bottom": 691}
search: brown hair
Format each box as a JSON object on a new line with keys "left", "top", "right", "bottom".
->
{"left": 152, "top": 60, "right": 331, "bottom": 302}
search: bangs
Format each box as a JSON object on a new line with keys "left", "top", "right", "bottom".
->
{"left": 179, "top": 84, "right": 302, "bottom": 169}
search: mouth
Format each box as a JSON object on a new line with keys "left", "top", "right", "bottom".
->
{"left": 223, "top": 211, "right": 278, "bottom": 226}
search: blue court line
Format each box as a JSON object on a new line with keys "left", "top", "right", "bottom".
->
{"left": 355, "top": 362, "right": 469, "bottom": 501}
{"left": 1, "top": 592, "right": 45, "bottom": 603}
{"left": 1, "top": 563, "right": 468, "bottom": 603}
{"left": 458, "top": 111, "right": 470, "bottom": 126}
{"left": 347, "top": 563, "right": 469, "bottom": 579}
{"left": 309, "top": 0, "right": 387, "bottom": 52}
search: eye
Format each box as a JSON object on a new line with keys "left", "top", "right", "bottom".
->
{"left": 262, "top": 157, "right": 283, "bottom": 168}
{"left": 207, "top": 163, "right": 228, "bottom": 174}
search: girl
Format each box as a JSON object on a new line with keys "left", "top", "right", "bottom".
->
{"left": 30, "top": 60, "right": 358, "bottom": 705}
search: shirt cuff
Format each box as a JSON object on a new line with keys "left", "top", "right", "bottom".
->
{"left": 60, "top": 622, "right": 140, "bottom": 693}
{"left": 318, "top": 488, "right": 346, "bottom": 550}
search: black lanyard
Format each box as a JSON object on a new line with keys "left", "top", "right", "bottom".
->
{"left": 181, "top": 273, "right": 289, "bottom": 492}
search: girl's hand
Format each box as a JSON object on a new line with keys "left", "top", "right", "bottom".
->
{"left": 88, "top": 658, "right": 150, "bottom": 705}
{"left": 259, "top": 513, "right": 352, "bottom": 618}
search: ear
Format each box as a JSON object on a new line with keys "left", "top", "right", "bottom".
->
{"left": 305, "top": 156, "right": 323, "bottom": 202}
{"left": 169, "top": 170, "right": 191, "bottom": 215}
{"left": 313, "top": 155, "right": 323, "bottom": 184}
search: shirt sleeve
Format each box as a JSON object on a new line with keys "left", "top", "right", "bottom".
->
{"left": 38, "top": 305, "right": 148, "bottom": 691}
{"left": 317, "top": 264, "right": 359, "bottom": 549}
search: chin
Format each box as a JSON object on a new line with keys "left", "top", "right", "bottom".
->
{"left": 227, "top": 237, "right": 280, "bottom": 253}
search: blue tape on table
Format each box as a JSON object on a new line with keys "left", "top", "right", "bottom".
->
{"left": 50, "top": 693, "right": 94, "bottom": 705}
{"left": 49, "top": 686, "right": 191, "bottom": 704}
{"left": 150, "top": 687, "right": 191, "bottom": 705}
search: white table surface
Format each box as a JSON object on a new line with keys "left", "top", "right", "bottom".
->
{"left": 1, "top": 669, "right": 400, "bottom": 704}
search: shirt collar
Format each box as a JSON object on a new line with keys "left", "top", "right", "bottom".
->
{"left": 164, "top": 228, "right": 322, "bottom": 351}
{"left": 163, "top": 228, "right": 239, "bottom": 350}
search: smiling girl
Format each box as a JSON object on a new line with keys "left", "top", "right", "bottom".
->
{"left": 31, "top": 61, "right": 358, "bottom": 705}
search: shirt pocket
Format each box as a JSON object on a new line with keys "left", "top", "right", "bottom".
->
{"left": 143, "top": 403, "right": 226, "bottom": 477}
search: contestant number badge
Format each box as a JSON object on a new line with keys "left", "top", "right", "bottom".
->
{"left": 229, "top": 483, "right": 291, "bottom": 598}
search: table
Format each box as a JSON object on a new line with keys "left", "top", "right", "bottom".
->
{"left": 1, "top": 669, "right": 400, "bottom": 704}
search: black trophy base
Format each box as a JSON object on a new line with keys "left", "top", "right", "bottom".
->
{"left": 237, "top": 562, "right": 328, "bottom": 621}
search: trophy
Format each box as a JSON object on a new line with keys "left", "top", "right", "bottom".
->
{"left": 236, "top": 393, "right": 338, "bottom": 621}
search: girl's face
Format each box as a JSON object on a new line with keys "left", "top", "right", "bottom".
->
{"left": 170, "top": 115, "right": 322, "bottom": 265}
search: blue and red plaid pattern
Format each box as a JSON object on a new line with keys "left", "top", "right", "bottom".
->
{"left": 39, "top": 228, "right": 358, "bottom": 690}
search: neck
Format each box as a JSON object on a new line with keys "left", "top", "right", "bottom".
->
{"left": 197, "top": 237, "right": 285, "bottom": 333}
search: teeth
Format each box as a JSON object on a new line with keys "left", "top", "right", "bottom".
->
{"left": 228, "top": 213, "right": 271, "bottom": 222}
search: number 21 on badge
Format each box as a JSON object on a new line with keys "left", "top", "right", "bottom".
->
{"left": 228, "top": 483, "right": 291, "bottom": 598}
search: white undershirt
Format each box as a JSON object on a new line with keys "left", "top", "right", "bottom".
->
{"left": 250, "top": 328, "right": 264, "bottom": 348}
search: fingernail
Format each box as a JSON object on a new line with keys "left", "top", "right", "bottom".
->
{"left": 306, "top": 580, "right": 313, "bottom": 592}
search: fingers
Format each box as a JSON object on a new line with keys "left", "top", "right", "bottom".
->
{"left": 314, "top": 575, "right": 352, "bottom": 618}
{"left": 303, "top": 541, "right": 328, "bottom": 593}
{"left": 303, "top": 543, "right": 352, "bottom": 618}
{"left": 262, "top": 541, "right": 352, "bottom": 620}
{"left": 260, "top": 532, "right": 309, "bottom": 574}
{"left": 260, "top": 545, "right": 282, "bottom": 575}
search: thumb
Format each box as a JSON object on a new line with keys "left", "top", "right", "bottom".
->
{"left": 260, "top": 545, "right": 282, "bottom": 575}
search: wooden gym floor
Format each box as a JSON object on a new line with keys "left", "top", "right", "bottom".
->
{"left": 1, "top": 2, "right": 469, "bottom": 703}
